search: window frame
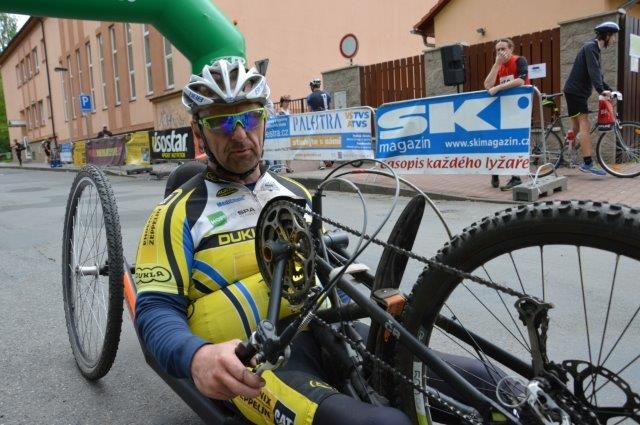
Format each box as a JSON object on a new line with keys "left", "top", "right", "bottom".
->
{"left": 142, "top": 24, "right": 153, "bottom": 95}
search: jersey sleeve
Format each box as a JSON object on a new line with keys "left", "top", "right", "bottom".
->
{"left": 135, "top": 190, "right": 195, "bottom": 296}
{"left": 515, "top": 56, "right": 529, "bottom": 80}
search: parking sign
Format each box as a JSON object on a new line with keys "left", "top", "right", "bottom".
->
{"left": 79, "top": 94, "right": 92, "bottom": 113}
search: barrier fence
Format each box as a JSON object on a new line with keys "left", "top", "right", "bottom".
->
{"left": 54, "top": 87, "right": 534, "bottom": 176}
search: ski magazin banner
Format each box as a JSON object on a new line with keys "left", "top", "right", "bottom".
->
{"left": 375, "top": 86, "right": 533, "bottom": 175}
{"left": 263, "top": 107, "right": 374, "bottom": 161}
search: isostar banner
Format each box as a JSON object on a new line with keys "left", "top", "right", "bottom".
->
{"left": 375, "top": 86, "right": 533, "bottom": 175}
{"left": 263, "top": 107, "right": 374, "bottom": 161}
{"left": 86, "top": 136, "right": 126, "bottom": 166}
{"left": 150, "top": 127, "right": 195, "bottom": 161}
{"left": 126, "top": 131, "right": 151, "bottom": 165}
{"left": 73, "top": 141, "right": 86, "bottom": 166}
{"left": 59, "top": 143, "right": 72, "bottom": 163}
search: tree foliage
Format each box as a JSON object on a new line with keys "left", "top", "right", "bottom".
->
{"left": 0, "top": 14, "right": 17, "bottom": 52}
{"left": 0, "top": 14, "right": 17, "bottom": 153}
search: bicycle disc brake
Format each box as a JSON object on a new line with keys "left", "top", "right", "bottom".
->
{"left": 562, "top": 359, "right": 640, "bottom": 423}
{"left": 255, "top": 197, "right": 315, "bottom": 305}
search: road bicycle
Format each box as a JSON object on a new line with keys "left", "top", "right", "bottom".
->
{"left": 533, "top": 92, "right": 640, "bottom": 178}
{"left": 61, "top": 162, "right": 640, "bottom": 424}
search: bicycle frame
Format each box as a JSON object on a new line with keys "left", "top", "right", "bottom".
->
{"left": 243, "top": 189, "right": 524, "bottom": 424}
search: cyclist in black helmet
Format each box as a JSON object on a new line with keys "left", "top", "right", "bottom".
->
{"left": 563, "top": 21, "right": 619, "bottom": 176}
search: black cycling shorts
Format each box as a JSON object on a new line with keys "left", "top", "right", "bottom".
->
{"left": 564, "top": 92, "right": 589, "bottom": 117}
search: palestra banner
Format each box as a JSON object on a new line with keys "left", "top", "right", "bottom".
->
{"left": 375, "top": 86, "right": 533, "bottom": 175}
{"left": 263, "top": 107, "right": 375, "bottom": 161}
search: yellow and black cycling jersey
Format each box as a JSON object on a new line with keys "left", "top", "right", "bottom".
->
{"left": 135, "top": 169, "right": 311, "bottom": 342}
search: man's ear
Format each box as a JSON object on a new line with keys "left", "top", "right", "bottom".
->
{"left": 191, "top": 120, "right": 206, "bottom": 153}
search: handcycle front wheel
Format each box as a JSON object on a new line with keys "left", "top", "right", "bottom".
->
{"left": 396, "top": 201, "right": 640, "bottom": 424}
{"left": 61, "top": 165, "right": 124, "bottom": 380}
{"left": 596, "top": 121, "right": 640, "bottom": 178}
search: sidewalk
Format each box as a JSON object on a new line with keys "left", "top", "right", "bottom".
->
{"left": 2, "top": 160, "right": 638, "bottom": 207}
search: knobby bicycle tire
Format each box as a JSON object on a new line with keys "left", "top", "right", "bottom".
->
{"left": 530, "top": 129, "right": 563, "bottom": 178}
{"left": 62, "top": 165, "right": 124, "bottom": 380}
{"left": 596, "top": 121, "right": 640, "bottom": 178}
{"left": 395, "top": 201, "right": 640, "bottom": 424}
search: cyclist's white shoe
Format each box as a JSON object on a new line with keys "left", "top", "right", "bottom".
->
{"left": 579, "top": 163, "right": 606, "bottom": 176}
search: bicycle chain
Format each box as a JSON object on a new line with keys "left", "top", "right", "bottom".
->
{"left": 287, "top": 200, "right": 542, "bottom": 303}
{"left": 311, "top": 314, "right": 484, "bottom": 425}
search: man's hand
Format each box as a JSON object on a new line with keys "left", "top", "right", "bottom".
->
{"left": 191, "top": 340, "right": 265, "bottom": 400}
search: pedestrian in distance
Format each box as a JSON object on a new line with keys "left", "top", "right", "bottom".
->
{"left": 484, "top": 38, "right": 530, "bottom": 191}
{"left": 306, "top": 78, "right": 334, "bottom": 169}
{"left": 41, "top": 139, "right": 51, "bottom": 164}
{"left": 278, "top": 95, "right": 294, "bottom": 173}
{"left": 12, "top": 139, "right": 25, "bottom": 166}
{"left": 563, "top": 21, "right": 620, "bottom": 177}
{"left": 97, "top": 125, "right": 113, "bottom": 138}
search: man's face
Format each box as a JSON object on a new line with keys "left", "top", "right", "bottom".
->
{"left": 194, "top": 101, "right": 265, "bottom": 175}
{"left": 495, "top": 41, "right": 513, "bottom": 62}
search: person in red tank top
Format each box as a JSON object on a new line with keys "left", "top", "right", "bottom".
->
{"left": 484, "top": 38, "right": 530, "bottom": 190}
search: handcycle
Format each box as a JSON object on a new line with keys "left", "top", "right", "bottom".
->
{"left": 532, "top": 91, "right": 640, "bottom": 178}
{"left": 61, "top": 161, "right": 640, "bottom": 424}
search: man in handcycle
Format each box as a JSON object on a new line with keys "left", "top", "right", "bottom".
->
{"left": 135, "top": 56, "right": 506, "bottom": 424}
{"left": 134, "top": 57, "right": 413, "bottom": 425}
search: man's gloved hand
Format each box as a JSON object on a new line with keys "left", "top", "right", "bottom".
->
{"left": 191, "top": 339, "right": 265, "bottom": 400}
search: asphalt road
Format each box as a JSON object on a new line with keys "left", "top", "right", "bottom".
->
{"left": 2, "top": 168, "right": 636, "bottom": 424}
{"left": 0, "top": 168, "right": 514, "bottom": 424}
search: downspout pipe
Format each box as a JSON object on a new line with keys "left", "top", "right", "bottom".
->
{"left": 0, "top": 0, "right": 245, "bottom": 73}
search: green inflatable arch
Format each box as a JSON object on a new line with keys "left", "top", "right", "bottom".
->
{"left": 0, "top": 0, "right": 246, "bottom": 73}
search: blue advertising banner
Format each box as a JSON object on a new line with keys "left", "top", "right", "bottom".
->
{"left": 59, "top": 143, "right": 73, "bottom": 163}
{"left": 263, "top": 107, "right": 374, "bottom": 161}
{"left": 375, "top": 86, "right": 533, "bottom": 175}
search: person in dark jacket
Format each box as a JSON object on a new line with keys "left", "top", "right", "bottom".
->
{"left": 563, "top": 21, "right": 619, "bottom": 176}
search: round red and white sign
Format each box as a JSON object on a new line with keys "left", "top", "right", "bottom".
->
{"left": 339, "top": 33, "right": 359, "bottom": 59}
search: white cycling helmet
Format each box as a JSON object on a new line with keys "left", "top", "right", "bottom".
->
{"left": 310, "top": 78, "right": 321, "bottom": 88}
{"left": 595, "top": 21, "right": 620, "bottom": 34}
{"left": 182, "top": 56, "right": 270, "bottom": 115}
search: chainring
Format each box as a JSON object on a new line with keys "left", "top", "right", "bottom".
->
{"left": 255, "top": 197, "right": 316, "bottom": 306}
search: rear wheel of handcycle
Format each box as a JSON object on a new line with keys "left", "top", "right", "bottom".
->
{"left": 395, "top": 201, "right": 640, "bottom": 424}
{"left": 596, "top": 121, "right": 640, "bottom": 178}
{"left": 529, "top": 128, "right": 563, "bottom": 177}
{"left": 62, "top": 165, "right": 123, "bottom": 380}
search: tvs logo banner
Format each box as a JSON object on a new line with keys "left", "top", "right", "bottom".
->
{"left": 263, "top": 107, "right": 374, "bottom": 161}
{"left": 375, "top": 86, "right": 533, "bottom": 175}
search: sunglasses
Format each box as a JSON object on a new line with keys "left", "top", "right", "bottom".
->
{"left": 200, "top": 108, "right": 267, "bottom": 135}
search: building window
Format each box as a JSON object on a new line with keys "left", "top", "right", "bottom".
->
{"left": 86, "top": 42, "right": 96, "bottom": 112}
{"left": 142, "top": 24, "right": 153, "bottom": 95}
{"left": 163, "top": 37, "right": 174, "bottom": 89}
{"left": 46, "top": 95, "right": 51, "bottom": 119}
{"left": 41, "top": 40, "right": 46, "bottom": 62}
{"left": 16, "top": 64, "right": 21, "bottom": 86}
{"left": 20, "top": 60, "right": 26, "bottom": 82}
{"left": 76, "top": 49, "right": 83, "bottom": 98}
{"left": 67, "top": 56, "right": 76, "bottom": 119}
{"left": 124, "top": 23, "right": 137, "bottom": 100}
{"left": 35, "top": 101, "right": 42, "bottom": 127}
{"left": 62, "top": 72, "right": 69, "bottom": 122}
{"left": 97, "top": 33, "right": 108, "bottom": 109}
{"left": 110, "top": 26, "right": 121, "bottom": 105}
{"left": 26, "top": 54, "right": 32, "bottom": 79}
{"left": 33, "top": 47, "right": 39, "bottom": 74}
{"left": 25, "top": 107, "right": 30, "bottom": 130}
